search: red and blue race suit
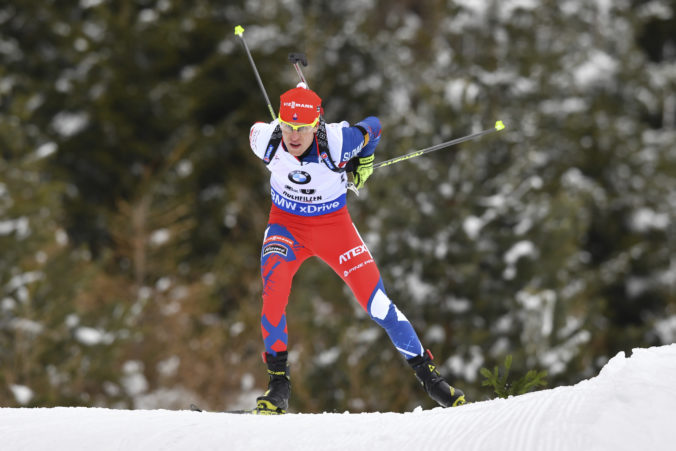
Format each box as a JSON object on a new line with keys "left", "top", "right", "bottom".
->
{"left": 249, "top": 117, "right": 425, "bottom": 360}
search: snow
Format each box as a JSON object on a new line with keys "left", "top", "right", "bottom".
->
{"left": 504, "top": 240, "right": 537, "bottom": 265}
{"left": 0, "top": 217, "right": 30, "bottom": 237}
{"left": 80, "top": 0, "right": 105, "bottom": 8}
{"left": 74, "top": 326, "right": 115, "bottom": 346}
{"left": 122, "top": 361, "right": 150, "bottom": 397}
{"left": 50, "top": 111, "right": 89, "bottom": 137}
{"left": 34, "top": 142, "right": 57, "bottom": 160}
{"left": 1, "top": 344, "right": 675, "bottom": 450}
{"left": 149, "top": 228, "right": 171, "bottom": 246}
{"left": 463, "top": 215, "right": 484, "bottom": 239}
{"left": 503, "top": 240, "right": 537, "bottom": 279}
{"left": 8, "top": 385, "right": 34, "bottom": 405}
{"left": 572, "top": 50, "right": 618, "bottom": 89}
{"left": 630, "top": 207, "right": 670, "bottom": 232}
{"left": 655, "top": 316, "right": 676, "bottom": 343}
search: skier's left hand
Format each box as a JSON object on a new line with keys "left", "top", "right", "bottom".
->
{"left": 352, "top": 154, "right": 375, "bottom": 189}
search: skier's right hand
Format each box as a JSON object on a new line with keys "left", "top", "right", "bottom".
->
{"left": 352, "top": 154, "right": 375, "bottom": 189}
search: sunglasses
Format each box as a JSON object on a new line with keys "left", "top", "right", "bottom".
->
{"left": 279, "top": 117, "right": 319, "bottom": 134}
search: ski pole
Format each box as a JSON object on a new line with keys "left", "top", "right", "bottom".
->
{"left": 288, "top": 53, "right": 310, "bottom": 88}
{"left": 347, "top": 121, "right": 506, "bottom": 194}
{"left": 288, "top": 53, "right": 322, "bottom": 118}
{"left": 234, "top": 25, "right": 276, "bottom": 121}
{"left": 373, "top": 121, "right": 506, "bottom": 170}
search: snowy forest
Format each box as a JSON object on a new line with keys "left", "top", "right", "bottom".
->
{"left": 1, "top": 0, "right": 675, "bottom": 413}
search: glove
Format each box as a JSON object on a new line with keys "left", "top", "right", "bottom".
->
{"left": 352, "top": 154, "right": 375, "bottom": 189}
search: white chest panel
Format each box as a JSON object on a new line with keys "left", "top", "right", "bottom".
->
{"left": 250, "top": 120, "right": 349, "bottom": 216}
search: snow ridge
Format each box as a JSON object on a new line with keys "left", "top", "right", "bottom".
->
{"left": 1, "top": 345, "right": 675, "bottom": 451}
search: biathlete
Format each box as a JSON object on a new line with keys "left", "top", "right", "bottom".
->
{"left": 248, "top": 83, "right": 466, "bottom": 414}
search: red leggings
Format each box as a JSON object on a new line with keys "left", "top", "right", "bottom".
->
{"left": 260, "top": 205, "right": 423, "bottom": 359}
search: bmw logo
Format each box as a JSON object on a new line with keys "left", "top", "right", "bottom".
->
{"left": 288, "top": 170, "right": 311, "bottom": 184}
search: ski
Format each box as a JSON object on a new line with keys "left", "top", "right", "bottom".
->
{"left": 189, "top": 401, "right": 288, "bottom": 415}
{"left": 190, "top": 403, "right": 253, "bottom": 414}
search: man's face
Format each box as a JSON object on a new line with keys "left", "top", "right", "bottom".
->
{"left": 281, "top": 125, "right": 318, "bottom": 157}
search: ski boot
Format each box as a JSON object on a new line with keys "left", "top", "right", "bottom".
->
{"left": 408, "top": 349, "right": 467, "bottom": 407}
{"left": 254, "top": 351, "right": 290, "bottom": 415}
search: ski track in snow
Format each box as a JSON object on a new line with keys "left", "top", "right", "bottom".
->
{"left": 1, "top": 344, "right": 676, "bottom": 451}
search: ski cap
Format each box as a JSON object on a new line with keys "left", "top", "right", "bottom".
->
{"left": 279, "top": 83, "right": 322, "bottom": 124}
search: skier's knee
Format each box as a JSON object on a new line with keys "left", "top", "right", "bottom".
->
{"left": 368, "top": 288, "right": 409, "bottom": 328}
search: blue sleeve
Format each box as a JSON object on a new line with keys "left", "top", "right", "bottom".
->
{"left": 355, "top": 116, "right": 381, "bottom": 157}
{"left": 338, "top": 116, "right": 382, "bottom": 164}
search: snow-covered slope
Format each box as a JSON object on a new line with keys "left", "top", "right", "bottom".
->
{"left": 2, "top": 344, "right": 675, "bottom": 451}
